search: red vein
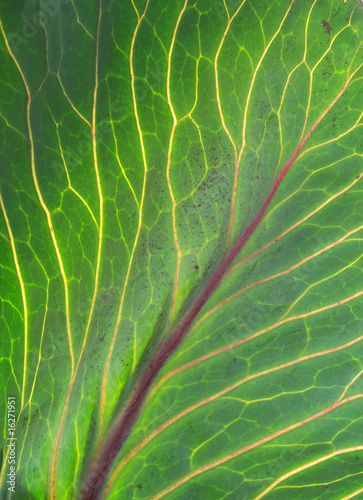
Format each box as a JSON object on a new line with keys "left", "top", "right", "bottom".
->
{"left": 195, "top": 223, "right": 363, "bottom": 328}
{"left": 154, "top": 290, "right": 363, "bottom": 387}
{"left": 228, "top": 172, "right": 362, "bottom": 275}
{"left": 230, "top": 0, "right": 294, "bottom": 245}
{"left": 103, "top": 331, "right": 363, "bottom": 494}
{"left": 97, "top": 0, "right": 150, "bottom": 448}
{"left": 151, "top": 395, "right": 363, "bottom": 500}
{"left": 81, "top": 57, "right": 355, "bottom": 499}
{"left": 254, "top": 446, "right": 363, "bottom": 500}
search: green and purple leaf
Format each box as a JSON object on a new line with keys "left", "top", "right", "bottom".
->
{"left": 1, "top": 0, "right": 363, "bottom": 499}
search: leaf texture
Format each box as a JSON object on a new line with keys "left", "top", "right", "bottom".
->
{"left": 0, "top": 0, "right": 363, "bottom": 499}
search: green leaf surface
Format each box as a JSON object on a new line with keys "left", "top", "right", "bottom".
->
{"left": 1, "top": 0, "right": 363, "bottom": 499}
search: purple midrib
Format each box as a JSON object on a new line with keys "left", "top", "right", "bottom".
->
{"left": 80, "top": 135, "right": 314, "bottom": 499}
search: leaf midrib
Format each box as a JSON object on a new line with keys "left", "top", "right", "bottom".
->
{"left": 79, "top": 103, "right": 334, "bottom": 498}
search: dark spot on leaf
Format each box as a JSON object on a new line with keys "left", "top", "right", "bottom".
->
{"left": 321, "top": 20, "right": 332, "bottom": 35}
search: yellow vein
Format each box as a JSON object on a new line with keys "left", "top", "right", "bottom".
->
{"left": 214, "top": 1, "right": 244, "bottom": 150}
{"left": 282, "top": 252, "right": 363, "bottom": 318}
{"left": 341, "top": 485, "right": 363, "bottom": 500}
{"left": 16, "top": 261, "right": 49, "bottom": 469}
{"left": 26, "top": 252, "right": 50, "bottom": 405}
{"left": 98, "top": 0, "right": 150, "bottom": 445}
{"left": 38, "top": 10, "right": 50, "bottom": 82}
{"left": 164, "top": 0, "right": 188, "bottom": 331}
{"left": 222, "top": 0, "right": 230, "bottom": 20}
{"left": 274, "top": 59, "right": 305, "bottom": 175}
{"left": 214, "top": 0, "right": 246, "bottom": 246}
{"left": 300, "top": 11, "right": 354, "bottom": 141}
{"left": 130, "top": 0, "right": 140, "bottom": 18}
{"left": 302, "top": 1, "right": 318, "bottom": 63}
{"left": 299, "top": 113, "right": 363, "bottom": 160}
{"left": 298, "top": 0, "right": 318, "bottom": 146}
{"left": 215, "top": 68, "right": 363, "bottom": 300}
{"left": 104, "top": 331, "right": 363, "bottom": 490}
{"left": 254, "top": 446, "right": 363, "bottom": 500}
{"left": 0, "top": 112, "right": 28, "bottom": 140}
{"left": 188, "top": 21, "right": 201, "bottom": 117}
{"left": 197, "top": 224, "right": 363, "bottom": 328}
{"left": 48, "top": 107, "right": 99, "bottom": 229}
{"left": 238, "top": 0, "right": 294, "bottom": 163}
{"left": 77, "top": 0, "right": 104, "bottom": 413}
{"left": 228, "top": 172, "right": 362, "bottom": 274}
{"left": 339, "top": 368, "right": 363, "bottom": 401}
{"left": 56, "top": 74, "right": 91, "bottom": 127}
{"left": 50, "top": 3, "right": 104, "bottom": 497}
{"left": 107, "top": 84, "right": 139, "bottom": 208}
{"left": 70, "top": 0, "right": 94, "bottom": 39}
{"left": 0, "top": 231, "right": 9, "bottom": 242}
{"left": 151, "top": 394, "right": 363, "bottom": 500}
{"left": 152, "top": 290, "right": 363, "bottom": 388}
{"left": 0, "top": 194, "right": 27, "bottom": 409}
{"left": 226, "top": 0, "right": 294, "bottom": 246}
{"left": 270, "top": 152, "right": 359, "bottom": 218}
{"left": 0, "top": 18, "right": 74, "bottom": 373}
{"left": 188, "top": 115, "right": 209, "bottom": 192}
